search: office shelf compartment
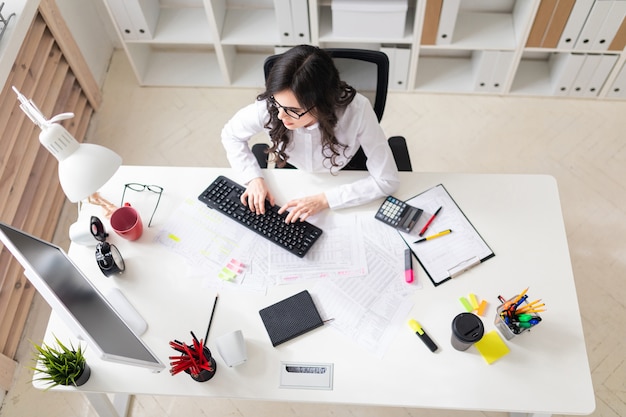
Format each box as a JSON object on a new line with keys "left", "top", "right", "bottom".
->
{"left": 450, "top": 11, "right": 516, "bottom": 50}
{"left": 218, "top": 6, "right": 279, "bottom": 45}
{"left": 125, "top": 6, "right": 213, "bottom": 44}
{"left": 316, "top": 2, "right": 416, "bottom": 44}
{"left": 127, "top": 44, "right": 224, "bottom": 87}
{"left": 510, "top": 52, "right": 553, "bottom": 97}
{"left": 434, "top": 0, "right": 535, "bottom": 50}
{"left": 222, "top": 45, "right": 273, "bottom": 87}
{"left": 414, "top": 50, "right": 475, "bottom": 93}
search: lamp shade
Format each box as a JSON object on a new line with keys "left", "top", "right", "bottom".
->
{"left": 38, "top": 123, "right": 122, "bottom": 202}
{"left": 12, "top": 87, "right": 122, "bottom": 202}
{"left": 58, "top": 143, "right": 122, "bottom": 203}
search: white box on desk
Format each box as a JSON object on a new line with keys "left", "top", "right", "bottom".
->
{"left": 331, "top": 0, "right": 408, "bottom": 39}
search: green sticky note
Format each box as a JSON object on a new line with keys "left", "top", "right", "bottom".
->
{"left": 459, "top": 296, "right": 473, "bottom": 312}
{"left": 218, "top": 267, "right": 236, "bottom": 281}
{"left": 475, "top": 330, "right": 510, "bottom": 364}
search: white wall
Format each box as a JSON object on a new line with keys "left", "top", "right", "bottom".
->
{"left": 54, "top": 0, "right": 117, "bottom": 87}
{"left": 0, "top": 0, "right": 117, "bottom": 91}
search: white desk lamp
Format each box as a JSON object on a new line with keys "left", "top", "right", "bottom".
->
{"left": 13, "top": 87, "right": 122, "bottom": 242}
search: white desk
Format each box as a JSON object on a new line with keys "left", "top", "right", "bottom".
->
{"left": 39, "top": 166, "right": 595, "bottom": 417}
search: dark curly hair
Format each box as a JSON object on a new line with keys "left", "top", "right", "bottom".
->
{"left": 257, "top": 45, "right": 356, "bottom": 169}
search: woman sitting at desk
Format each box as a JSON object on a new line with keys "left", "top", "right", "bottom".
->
{"left": 221, "top": 44, "right": 399, "bottom": 223}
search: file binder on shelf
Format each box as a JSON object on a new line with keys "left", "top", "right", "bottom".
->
{"left": 436, "top": 0, "right": 461, "bottom": 45}
{"left": 584, "top": 54, "right": 618, "bottom": 97}
{"left": 290, "top": 0, "right": 311, "bottom": 44}
{"left": 274, "top": 0, "right": 310, "bottom": 45}
{"left": 607, "top": 61, "right": 626, "bottom": 98}
{"left": 540, "top": 0, "right": 577, "bottom": 49}
{"left": 381, "top": 46, "right": 411, "bottom": 90}
{"left": 526, "top": 0, "right": 576, "bottom": 49}
{"left": 472, "top": 50, "right": 498, "bottom": 92}
{"left": 106, "top": 0, "right": 137, "bottom": 40}
{"left": 472, "top": 51, "right": 515, "bottom": 93}
{"left": 275, "top": 0, "right": 294, "bottom": 44}
{"left": 126, "top": 0, "right": 159, "bottom": 40}
{"left": 591, "top": 1, "right": 626, "bottom": 51}
{"left": 574, "top": 0, "right": 612, "bottom": 50}
{"left": 421, "top": 0, "right": 443, "bottom": 45}
{"left": 526, "top": 0, "right": 559, "bottom": 48}
{"left": 549, "top": 52, "right": 586, "bottom": 95}
{"left": 557, "top": 0, "right": 595, "bottom": 49}
{"left": 569, "top": 54, "right": 602, "bottom": 97}
{"left": 398, "top": 184, "right": 495, "bottom": 287}
{"left": 608, "top": 17, "right": 626, "bottom": 51}
{"left": 106, "top": 0, "right": 159, "bottom": 41}
{"left": 488, "top": 51, "right": 515, "bottom": 93}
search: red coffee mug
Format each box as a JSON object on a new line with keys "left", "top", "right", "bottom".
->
{"left": 110, "top": 203, "right": 143, "bottom": 241}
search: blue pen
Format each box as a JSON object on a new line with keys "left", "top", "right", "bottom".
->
{"left": 512, "top": 294, "right": 528, "bottom": 309}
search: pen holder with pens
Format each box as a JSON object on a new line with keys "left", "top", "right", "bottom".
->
{"left": 169, "top": 333, "right": 217, "bottom": 382}
{"left": 495, "top": 293, "right": 543, "bottom": 340}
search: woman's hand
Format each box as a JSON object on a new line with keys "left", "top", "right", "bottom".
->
{"left": 278, "top": 193, "right": 329, "bottom": 223}
{"left": 241, "top": 177, "right": 275, "bottom": 215}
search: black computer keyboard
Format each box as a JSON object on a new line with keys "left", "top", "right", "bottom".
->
{"left": 198, "top": 176, "right": 323, "bottom": 258}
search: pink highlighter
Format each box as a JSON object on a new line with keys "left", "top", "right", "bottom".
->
{"left": 404, "top": 248, "right": 414, "bottom": 283}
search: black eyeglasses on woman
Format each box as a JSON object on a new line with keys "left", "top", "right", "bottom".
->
{"left": 268, "top": 96, "right": 313, "bottom": 119}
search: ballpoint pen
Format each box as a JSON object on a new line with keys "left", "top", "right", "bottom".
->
{"left": 413, "top": 229, "right": 452, "bottom": 243}
{"left": 419, "top": 206, "right": 442, "bottom": 236}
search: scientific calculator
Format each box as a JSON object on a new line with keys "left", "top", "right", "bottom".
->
{"left": 375, "top": 196, "right": 423, "bottom": 233}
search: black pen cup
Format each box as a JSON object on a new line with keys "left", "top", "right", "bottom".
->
{"left": 184, "top": 346, "right": 217, "bottom": 382}
{"left": 495, "top": 296, "right": 541, "bottom": 340}
{"left": 451, "top": 313, "right": 484, "bottom": 351}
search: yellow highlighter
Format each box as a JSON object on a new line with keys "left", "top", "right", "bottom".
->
{"left": 408, "top": 319, "right": 439, "bottom": 352}
{"left": 413, "top": 229, "right": 452, "bottom": 243}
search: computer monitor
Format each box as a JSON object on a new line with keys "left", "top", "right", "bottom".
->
{"left": 0, "top": 222, "right": 165, "bottom": 372}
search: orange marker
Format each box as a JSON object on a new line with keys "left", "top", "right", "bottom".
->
{"left": 477, "top": 299, "right": 488, "bottom": 316}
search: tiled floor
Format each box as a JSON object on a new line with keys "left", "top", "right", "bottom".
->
{"left": 2, "top": 50, "right": 626, "bottom": 417}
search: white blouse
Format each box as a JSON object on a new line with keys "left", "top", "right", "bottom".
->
{"left": 221, "top": 93, "right": 400, "bottom": 209}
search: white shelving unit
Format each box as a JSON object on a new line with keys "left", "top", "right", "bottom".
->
{"left": 102, "top": 0, "right": 626, "bottom": 99}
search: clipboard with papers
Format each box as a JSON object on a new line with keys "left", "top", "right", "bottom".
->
{"left": 398, "top": 184, "right": 495, "bottom": 286}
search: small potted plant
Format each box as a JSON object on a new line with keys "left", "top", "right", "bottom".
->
{"left": 31, "top": 336, "right": 91, "bottom": 389}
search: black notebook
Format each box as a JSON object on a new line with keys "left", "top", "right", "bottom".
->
{"left": 259, "top": 290, "right": 324, "bottom": 347}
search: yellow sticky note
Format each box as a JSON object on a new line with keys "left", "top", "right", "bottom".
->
{"left": 469, "top": 293, "right": 479, "bottom": 309}
{"left": 475, "top": 330, "right": 510, "bottom": 364}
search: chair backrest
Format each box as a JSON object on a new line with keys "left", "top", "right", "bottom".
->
{"left": 263, "top": 48, "right": 389, "bottom": 122}
{"left": 260, "top": 48, "right": 411, "bottom": 172}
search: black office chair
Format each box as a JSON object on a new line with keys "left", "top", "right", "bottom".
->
{"left": 251, "top": 48, "right": 412, "bottom": 171}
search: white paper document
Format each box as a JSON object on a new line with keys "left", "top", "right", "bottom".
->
{"left": 312, "top": 217, "right": 418, "bottom": 358}
{"left": 269, "top": 215, "right": 368, "bottom": 284}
